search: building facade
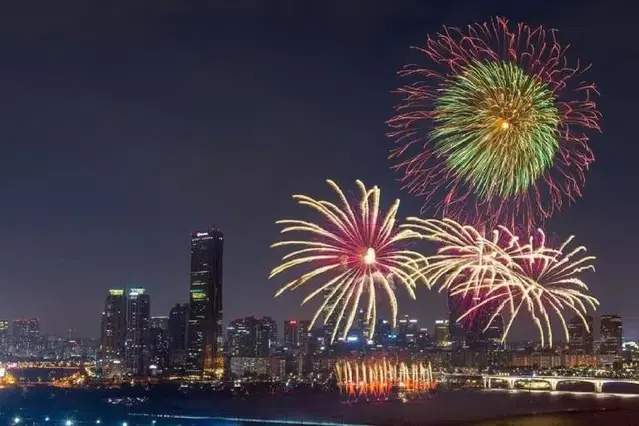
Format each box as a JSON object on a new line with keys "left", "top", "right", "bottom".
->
{"left": 187, "top": 228, "right": 224, "bottom": 378}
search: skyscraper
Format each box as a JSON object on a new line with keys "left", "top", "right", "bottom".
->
{"left": 125, "top": 288, "right": 150, "bottom": 375}
{"left": 168, "top": 303, "right": 188, "bottom": 351}
{"left": 600, "top": 314, "right": 623, "bottom": 356}
{"left": 13, "top": 318, "right": 40, "bottom": 357}
{"left": 284, "top": 320, "right": 299, "bottom": 348}
{"left": 100, "top": 288, "right": 127, "bottom": 363}
{"left": 568, "top": 315, "right": 594, "bottom": 355}
{"left": 187, "top": 228, "right": 224, "bottom": 378}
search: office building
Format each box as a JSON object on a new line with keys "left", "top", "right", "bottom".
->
{"left": 100, "top": 288, "right": 127, "bottom": 362}
{"left": 568, "top": 315, "right": 594, "bottom": 355}
{"left": 13, "top": 318, "right": 40, "bottom": 357}
{"left": 187, "top": 228, "right": 224, "bottom": 378}
{"left": 600, "top": 314, "right": 623, "bottom": 356}
{"left": 284, "top": 320, "right": 299, "bottom": 348}
{"left": 125, "top": 288, "right": 150, "bottom": 375}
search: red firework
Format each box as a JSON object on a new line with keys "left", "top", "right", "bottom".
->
{"left": 387, "top": 17, "right": 601, "bottom": 229}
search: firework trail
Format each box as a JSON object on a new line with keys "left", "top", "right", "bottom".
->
{"left": 270, "top": 180, "right": 429, "bottom": 343}
{"left": 388, "top": 17, "right": 601, "bottom": 229}
{"left": 404, "top": 218, "right": 598, "bottom": 346}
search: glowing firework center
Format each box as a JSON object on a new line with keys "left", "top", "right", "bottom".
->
{"left": 432, "top": 60, "right": 560, "bottom": 199}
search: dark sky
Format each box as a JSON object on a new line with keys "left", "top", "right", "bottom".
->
{"left": 0, "top": 0, "right": 636, "bottom": 339}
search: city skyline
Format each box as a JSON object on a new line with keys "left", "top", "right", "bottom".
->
{"left": 0, "top": 1, "right": 635, "bottom": 339}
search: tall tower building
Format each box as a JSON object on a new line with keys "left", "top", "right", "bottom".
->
{"left": 600, "top": 314, "right": 623, "bottom": 356}
{"left": 568, "top": 315, "right": 594, "bottom": 355}
{"left": 284, "top": 320, "right": 299, "bottom": 348}
{"left": 187, "top": 228, "right": 224, "bottom": 378}
{"left": 100, "top": 288, "right": 127, "bottom": 363}
{"left": 125, "top": 288, "right": 150, "bottom": 375}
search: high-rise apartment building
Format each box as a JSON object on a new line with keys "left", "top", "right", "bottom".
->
{"left": 13, "top": 318, "right": 40, "bottom": 357}
{"left": 125, "top": 288, "right": 150, "bottom": 375}
{"left": 228, "top": 317, "right": 254, "bottom": 357}
{"left": 0, "top": 320, "right": 9, "bottom": 357}
{"left": 150, "top": 316, "right": 169, "bottom": 331}
{"left": 149, "top": 326, "right": 169, "bottom": 371}
{"left": 397, "top": 314, "right": 419, "bottom": 345}
{"left": 187, "top": 228, "right": 224, "bottom": 378}
{"left": 600, "top": 314, "right": 623, "bottom": 356}
{"left": 568, "top": 315, "right": 594, "bottom": 355}
{"left": 434, "top": 319, "right": 450, "bottom": 348}
{"left": 298, "top": 320, "right": 311, "bottom": 352}
{"left": 284, "top": 320, "right": 299, "bottom": 348}
{"left": 448, "top": 291, "right": 496, "bottom": 350}
{"left": 227, "top": 316, "right": 278, "bottom": 357}
{"left": 168, "top": 303, "right": 188, "bottom": 351}
{"left": 256, "top": 317, "right": 277, "bottom": 356}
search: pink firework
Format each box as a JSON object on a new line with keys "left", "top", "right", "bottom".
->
{"left": 270, "top": 180, "right": 429, "bottom": 343}
{"left": 388, "top": 17, "right": 601, "bottom": 229}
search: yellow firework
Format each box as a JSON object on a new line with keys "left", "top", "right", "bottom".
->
{"left": 403, "top": 218, "right": 599, "bottom": 347}
{"left": 270, "top": 180, "right": 429, "bottom": 343}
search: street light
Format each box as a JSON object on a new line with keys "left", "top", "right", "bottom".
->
{"left": 13, "top": 417, "right": 20, "bottom": 424}
{"left": 66, "top": 420, "right": 73, "bottom": 426}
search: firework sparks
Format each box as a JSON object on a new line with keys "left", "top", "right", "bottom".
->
{"left": 270, "top": 180, "right": 429, "bottom": 343}
{"left": 404, "top": 218, "right": 599, "bottom": 346}
{"left": 335, "top": 358, "right": 436, "bottom": 401}
{"left": 388, "top": 17, "right": 601, "bottom": 229}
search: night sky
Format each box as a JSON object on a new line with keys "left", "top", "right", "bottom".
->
{"left": 0, "top": 1, "right": 636, "bottom": 339}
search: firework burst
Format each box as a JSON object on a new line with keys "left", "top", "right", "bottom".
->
{"left": 270, "top": 180, "right": 429, "bottom": 343}
{"left": 404, "top": 218, "right": 598, "bottom": 346}
{"left": 388, "top": 17, "right": 601, "bottom": 229}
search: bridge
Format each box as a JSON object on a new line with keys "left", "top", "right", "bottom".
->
{"left": 482, "top": 375, "right": 639, "bottom": 393}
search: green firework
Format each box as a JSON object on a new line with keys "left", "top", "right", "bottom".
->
{"left": 431, "top": 60, "right": 560, "bottom": 199}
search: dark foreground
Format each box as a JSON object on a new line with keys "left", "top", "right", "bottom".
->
{"left": 4, "top": 386, "right": 639, "bottom": 425}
